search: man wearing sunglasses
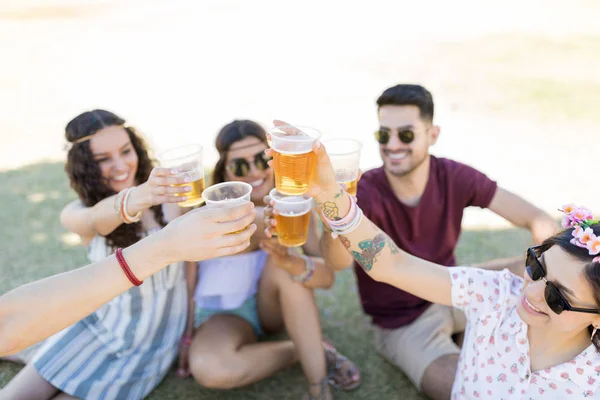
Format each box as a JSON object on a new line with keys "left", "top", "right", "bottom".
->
{"left": 320, "top": 84, "right": 558, "bottom": 399}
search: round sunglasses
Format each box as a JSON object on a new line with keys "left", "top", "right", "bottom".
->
{"left": 374, "top": 127, "right": 415, "bottom": 145}
{"left": 526, "top": 246, "right": 600, "bottom": 315}
{"left": 227, "top": 151, "right": 272, "bottom": 177}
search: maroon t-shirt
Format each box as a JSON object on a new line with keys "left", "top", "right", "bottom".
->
{"left": 355, "top": 156, "right": 498, "bottom": 329}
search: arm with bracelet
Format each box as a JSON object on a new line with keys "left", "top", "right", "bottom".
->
{"left": 0, "top": 203, "right": 257, "bottom": 356}
{"left": 60, "top": 167, "right": 193, "bottom": 246}
{"left": 308, "top": 141, "right": 454, "bottom": 307}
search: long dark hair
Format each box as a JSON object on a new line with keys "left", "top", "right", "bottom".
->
{"left": 65, "top": 109, "right": 165, "bottom": 248}
{"left": 212, "top": 120, "right": 268, "bottom": 185}
{"left": 540, "top": 223, "right": 600, "bottom": 351}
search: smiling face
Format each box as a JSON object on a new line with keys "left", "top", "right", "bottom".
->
{"left": 377, "top": 105, "right": 439, "bottom": 178}
{"left": 224, "top": 136, "right": 273, "bottom": 203}
{"left": 89, "top": 125, "right": 139, "bottom": 193}
{"left": 517, "top": 245, "right": 600, "bottom": 337}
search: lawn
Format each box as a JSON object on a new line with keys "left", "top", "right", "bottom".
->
{"left": 0, "top": 162, "right": 533, "bottom": 399}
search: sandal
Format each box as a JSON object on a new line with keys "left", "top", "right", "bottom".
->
{"left": 302, "top": 378, "right": 332, "bottom": 400}
{"left": 322, "top": 338, "right": 361, "bottom": 391}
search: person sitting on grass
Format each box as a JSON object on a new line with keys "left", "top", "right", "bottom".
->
{"left": 266, "top": 136, "right": 600, "bottom": 399}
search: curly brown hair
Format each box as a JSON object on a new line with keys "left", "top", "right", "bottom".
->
{"left": 64, "top": 109, "right": 166, "bottom": 248}
{"left": 212, "top": 120, "right": 269, "bottom": 185}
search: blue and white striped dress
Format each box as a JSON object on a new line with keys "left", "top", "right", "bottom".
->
{"left": 32, "top": 228, "right": 187, "bottom": 400}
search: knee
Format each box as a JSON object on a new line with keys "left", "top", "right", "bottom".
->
{"left": 190, "top": 355, "right": 247, "bottom": 390}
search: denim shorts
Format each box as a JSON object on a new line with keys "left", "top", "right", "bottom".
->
{"left": 194, "top": 295, "right": 263, "bottom": 336}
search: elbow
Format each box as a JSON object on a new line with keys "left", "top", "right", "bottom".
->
{"left": 0, "top": 323, "right": 22, "bottom": 357}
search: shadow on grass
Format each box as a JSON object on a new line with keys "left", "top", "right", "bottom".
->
{"left": 0, "top": 161, "right": 533, "bottom": 399}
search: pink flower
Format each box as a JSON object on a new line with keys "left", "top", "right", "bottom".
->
{"left": 588, "top": 377, "right": 596, "bottom": 385}
{"left": 587, "top": 237, "right": 600, "bottom": 256}
{"left": 563, "top": 214, "right": 576, "bottom": 228}
{"left": 566, "top": 388, "right": 573, "bottom": 394}
{"left": 497, "top": 373, "right": 507, "bottom": 382}
{"left": 573, "top": 207, "right": 593, "bottom": 221}
{"left": 561, "top": 372, "right": 569, "bottom": 379}
{"left": 486, "top": 376, "right": 492, "bottom": 383}
{"left": 511, "top": 364, "right": 518, "bottom": 373}
{"left": 577, "top": 228, "right": 596, "bottom": 245}
{"left": 549, "top": 383, "right": 557, "bottom": 390}
{"left": 578, "top": 367, "right": 585, "bottom": 375}
{"left": 561, "top": 203, "right": 577, "bottom": 215}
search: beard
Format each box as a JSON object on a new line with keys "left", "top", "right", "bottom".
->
{"left": 384, "top": 151, "right": 429, "bottom": 178}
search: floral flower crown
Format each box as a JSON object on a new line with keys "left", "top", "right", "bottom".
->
{"left": 560, "top": 204, "right": 600, "bottom": 262}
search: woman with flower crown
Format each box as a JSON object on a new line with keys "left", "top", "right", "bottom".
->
{"left": 265, "top": 136, "right": 600, "bottom": 399}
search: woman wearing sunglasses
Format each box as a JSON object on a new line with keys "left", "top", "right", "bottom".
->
{"left": 180, "top": 120, "right": 360, "bottom": 400}
{"left": 273, "top": 139, "right": 600, "bottom": 399}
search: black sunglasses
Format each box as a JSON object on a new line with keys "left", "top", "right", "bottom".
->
{"left": 374, "top": 127, "right": 415, "bottom": 145}
{"left": 526, "top": 246, "right": 600, "bottom": 315}
{"left": 227, "top": 151, "right": 272, "bottom": 177}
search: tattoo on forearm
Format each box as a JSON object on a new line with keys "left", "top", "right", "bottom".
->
{"left": 339, "top": 235, "right": 351, "bottom": 249}
{"left": 351, "top": 234, "right": 386, "bottom": 271}
{"left": 385, "top": 235, "right": 400, "bottom": 255}
{"left": 319, "top": 201, "right": 340, "bottom": 221}
{"left": 334, "top": 188, "right": 344, "bottom": 199}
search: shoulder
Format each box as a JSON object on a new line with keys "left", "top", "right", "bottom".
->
{"left": 357, "top": 167, "right": 386, "bottom": 193}
{"left": 450, "top": 267, "right": 521, "bottom": 316}
{"left": 433, "top": 156, "right": 486, "bottom": 178}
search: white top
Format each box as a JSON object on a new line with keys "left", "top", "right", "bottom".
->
{"left": 450, "top": 267, "right": 600, "bottom": 399}
{"left": 194, "top": 250, "right": 267, "bottom": 310}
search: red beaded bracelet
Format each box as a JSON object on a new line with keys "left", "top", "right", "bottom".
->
{"left": 115, "top": 247, "right": 143, "bottom": 286}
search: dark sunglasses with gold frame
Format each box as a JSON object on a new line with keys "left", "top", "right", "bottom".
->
{"left": 374, "top": 127, "right": 415, "bottom": 145}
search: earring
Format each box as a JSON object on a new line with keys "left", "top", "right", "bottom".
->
{"left": 592, "top": 326, "right": 599, "bottom": 341}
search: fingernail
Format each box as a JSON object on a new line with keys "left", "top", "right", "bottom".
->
{"left": 184, "top": 177, "right": 192, "bottom": 183}
{"left": 170, "top": 169, "right": 179, "bottom": 174}
{"left": 184, "top": 186, "right": 192, "bottom": 191}
{"left": 315, "top": 140, "right": 321, "bottom": 148}
{"left": 180, "top": 196, "right": 187, "bottom": 201}
{"left": 264, "top": 228, "right": 271, "bottom": 237}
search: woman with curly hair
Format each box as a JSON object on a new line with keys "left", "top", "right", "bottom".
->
{"left": 1, "top": 109, "right": 205, "bottom": 399}
{"left": 179, "top": 120, "right": 361, "bottom": 400}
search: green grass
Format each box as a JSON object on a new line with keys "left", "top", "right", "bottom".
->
{"left": 0, "top": 162, "right": 532, "bottom": 399}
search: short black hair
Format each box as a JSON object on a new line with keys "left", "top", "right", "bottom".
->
{"left": 376, "top": 84, "right": 434, "bottom": 122}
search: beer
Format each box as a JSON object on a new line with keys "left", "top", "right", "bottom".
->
{"left": 323, "top": 139, "right": 362, "bottom": 198}
{"left": 173, "top": 176, "right": 205, "bottom": 207}
{"left": 269, "top": 125, "right": 321, "bottom": 196}
{"left": 273, "top": 150, "right": 316, "bottom": 195}
{"left": 275, "top": 210, "right": 311, "bottom": 247}
{"left": 157, "top": 144, "right": 205, "bottom": 207}
{"left": 340, "top": 178, "right": 358, "bottom": 197}
{"left": 335, "top": 169, "right": 358, "bottom": 197}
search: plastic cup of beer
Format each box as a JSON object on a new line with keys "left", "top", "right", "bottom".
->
{"left": 157, "top": 144, "right": 205, "bottom": 207}
{"left": 269, "top": 125, "right": 322, "bottom": 196}
{"left": 322, "top": 139, "right": 362, "bottom": 197}
{"left": 202, "top": 182, "right": 253, "bottom": 233}
{"left": 269, "top": 188, "right": 313, "bottom": 247}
